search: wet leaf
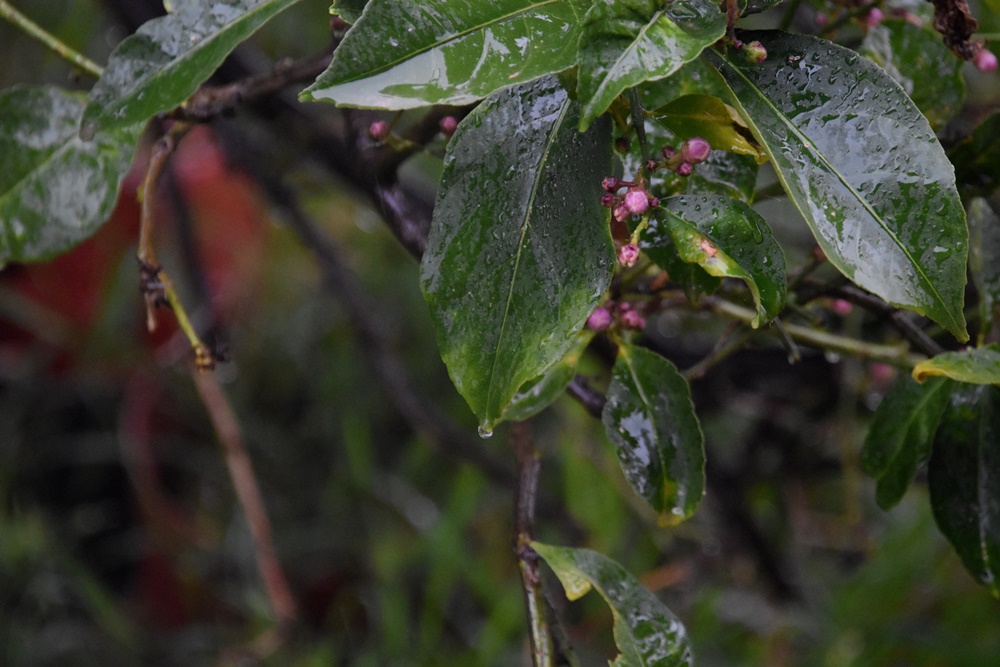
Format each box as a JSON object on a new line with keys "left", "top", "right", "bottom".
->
{"left": 502, "top": 332, "right": 592, "bottom": 423}
{"left": 330, "top": 0, "right": 366, "bottom": 23}
{"left": 532, "top": 541, "right": 693, "bottom": 666}
{"left": 637, "top": 57, "right": 734, "bottom": 111}
{"left": 84, "top": 0, "right": 303, "bottom": 132}
{"left": 861, "top": 375, "right": 953, "bottom": 509}
{"left": 420, "top": 76, "right": 612, "bottom": 433}
{"left": 861, "top": 18, "right": 964, "bottom": 131}
{"left": 577, "top": 0, "right": 727, "bottom": 131}
{"left": 649, "top": 94, "right": 765, "bottom": 162}
{"left": 712, "top": 31, "right": 969, "bottom": 342}
{"left": 302, "top": 0, "right": 588, "bottom": 109}
{"left": 0, "top": 86, "right": 140, "bottom": 266}
{"left": 912, "top": 345, "right": 1000, "bottom": 384}
{"left": 950, "top": 112, "right": 1000, "bottom": 199}
{"left": 640, "top": 227, "right": 721, "bottom": 300}
{"left": 928, "top": 383, "right": 1000, "bottom": 597}
{"left": 967, "top": 199, "right": 1000, "bottom": 344}
{"left": 739, "top": 0, "right": 784, "bottom": 16}
{"left": 650, "top": 195, "right": 786, "bottom": 327}
{"left": 602, "top": 343, "right": 704, "bottom": 525}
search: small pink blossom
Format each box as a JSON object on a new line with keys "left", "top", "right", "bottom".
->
{"left": 681, "top": 137, "right": 711, "bottom": 164}
{"left": 623, "top": 189, "right": 650, "bottom": 215}
{"left": 974, "top": 49, "right": 998, "bottom": 73}
{"left": 368, "top": 120, "right": 389, "bottom": 141}
{"left": 621, "top": 310, "right": 646, "bottom": 330}
{"left": 618, "top": 243, "right": 640, "bottom": 267}
{"left": 676, "top": 162, "right": 693, "bottom": 177}
{"left": 438, "top": 115, "right": 458, "bottom": 137}
{"left": 586, "top": 307, "right": 613, "bottom": 332}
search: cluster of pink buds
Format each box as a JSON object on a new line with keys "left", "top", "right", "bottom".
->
{"left": 655, "top": 137, "right": 712, "bottom": 177}
{"left": 586, "top": 301, "right": 647, "bottom": 332}
{"left": 600, "top": 177, "right": 659, "bottom": 224}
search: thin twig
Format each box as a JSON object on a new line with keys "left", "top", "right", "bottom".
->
{"left": 0, "top": 0, "right": 103, "bottom": 78}
{"left": 172, "top": 51, "right": 333, "bottom": 122}
{"left": 137, "top": 121, "right": 216, "bottom": 370}
{"left": 191, "top": 369, "right": 299, "bottom": 628}
{"left": 512, "top": 421, "right": 556, "bottom": 667}
{"left": 703, "top": 297, "right": 924, "bottom": 367}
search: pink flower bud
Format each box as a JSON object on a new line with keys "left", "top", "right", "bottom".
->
{"left": 676, "top": 162, "right": 693, "bottom": 177}
{"left": 623, "top": 188, "right": 649, "bottom": 215}
{"left": 602, "top": 176, "right": 621, "bottom": 192}
{"left": 680, "top": 137, "right": 711, "bottom": 164}
{"left": 586, "top": 307, "right": 613, "bottom": 331}
{"left": 647, "top": 195, "right": 660, "bottom": 208}
{"left": 661, "top": 145, "right": 676, "bottom": 160}
{"left": 600, "top": 193, "right": 618, "bottom": 207}
{"left": 744, "top": 40, "right": 767, "bottom": 64}
{"left": 975, "top": 49, "right": 998, "bottom": 73}
{"left": 863, "top": 7, "right": 884, "bottom": 28}
{"left": 368, "top": 120, "right": 389, "bottom": 141}
{"left": 621, "top": 309, "right": 646, "bottom": 330}
{"left": 618, "top": 243, "right": 640, "bottom": 267}
{"left": 439, "top": 115, "right": 458, "bottom": 137}
{"left": 612, "top": 203, "right": 630, "bottom": 223}
{"left": 831, "top": 299, "right": 853, "bottom": 316}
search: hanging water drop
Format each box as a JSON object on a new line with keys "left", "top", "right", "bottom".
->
{"left": 478, "top": 424, "right": 494, "bottom": 439}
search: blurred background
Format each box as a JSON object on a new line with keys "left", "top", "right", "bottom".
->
{"left": 1, "top": 1, "right": 999, "bottom": 665}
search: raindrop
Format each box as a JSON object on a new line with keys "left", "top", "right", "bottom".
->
{"left": 478, "top": 424, "right": 494, "bottom": 439}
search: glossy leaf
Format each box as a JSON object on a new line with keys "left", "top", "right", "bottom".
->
{"left": 950, "top": 112, "right": 1000, "bottom": 199}
{"left": 302, "top": 0, "right": 588, "bottom": 109}
{"left": 502, "top": 332, "right": 592, "bottom": 423}
{"left": 912, "top": 345, "right": 1000, "bottom": 384}
{"left": 861, "top": 375, "right": 953, "bottom": 509}
{"left": 649, "top": 94, "right": 765, "bottom": 162}
{"left": 602, "top": 343, "right": 704, "bottom": 525}
{"left": 651, "top": 195, "right": 787, "bottom": 327}
{"left": 577, "top": 0, "right": 727, "bottom": 131}
{"left": 0, "top": 86, "right": 140, "bottom": 266}
{"left": 84, "top": 0, "right": 303, "bottom": 132}
{"left": 640, "top": 226, "right": 721, "bottom": 300}
{"left": 712, "top": 31, "right": 969, "bottom": 342}
{"left": 420, "top": 76, "right": 613, "bottom": 433}
{"left": 860, "top": 19, "right": 964, "bottom": 131}
{"left": 739, "top": 0, "right": 784, "bottom": 16}
{"left": 968, "top": 198, "right": 1000, "bottom": 344}
{"left": 928, "top": 383, "right": 1000, "bottom": 597}
{"left": 638, "top": 56, "right": 734, "bottom": 111}
{"left": 330, "top": 0, "right": 366, "bottom": 23}
{"left": 532, "top": 542, "right": 693, "bottom": 666}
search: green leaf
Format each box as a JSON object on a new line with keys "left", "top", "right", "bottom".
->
{"left": 420, "top": 76, "right": 613, "bottom": 434}
{"left": 0, "top": 86, "right": 141, "bottom": 266}
{"left": 602, "top": 343, "right": 705, "bottom": 525}
{"left": 640, "top": 227, "right": 721, "bottom": 300}
{"left": 648, "top": 94, "right": 765, "bottom": 162}
{"left": 950, "top": 112, "right": 1000, "bottom": 199}
{"left": 711, "top": 31, "right": 969, "bottom": 342}
{"left": 301, "top": 0, "right": 588, "bottom": 109}
{"left": 968, "top": 198, "right": 1000, "bottom": 344}
{"left": 502, "top": 332, "right": 591, "bottom": 423}
{"left": 860, "top": 18, "right": 964, "bottom": 131}
{"left": 650, "top": 195, "right": 787, "bottom": 327}
{"left": 928, "top": 383, "right": 1000, "bottom": 597}
{"left": 83, "top": 0, "right": 303, "bottom": 132}
{"left": 531, "top": 542, "right": 693, "bottom": 666}
{"left": 577, "top": 0, "right": 727, "bottom": 131}
{"left": 861, "top": 375, "right": 953, "bottom": 509}
{"left": 912, "top": 345, "right": 1000, "bottom": 384}
{"left": 739, "top": 0, "right": 784, "bottom": 16}
{"left": 330, "top": 0, "right": 366, "bottom": 23}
